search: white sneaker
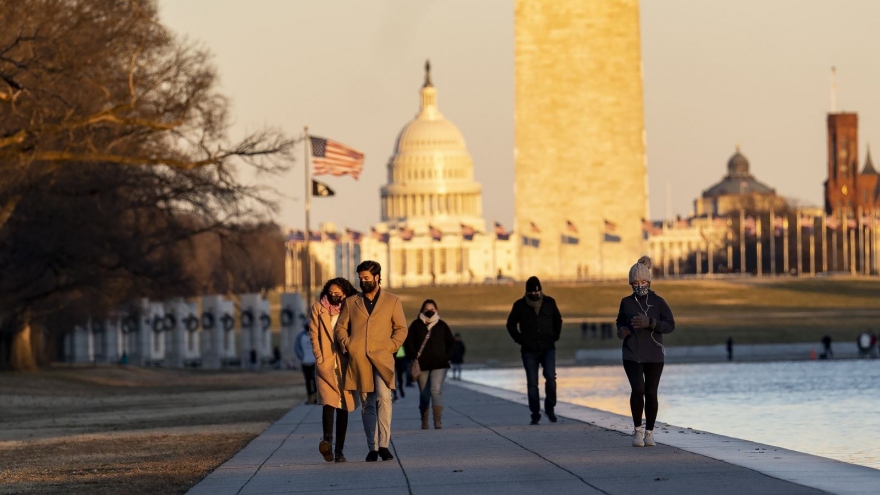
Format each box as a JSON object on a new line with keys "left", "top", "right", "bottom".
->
{"left": 632, "top": 428, "right": 645, "bottom": 447}
{"left": 644, "top": 430, "right": 656, "bottom": 446}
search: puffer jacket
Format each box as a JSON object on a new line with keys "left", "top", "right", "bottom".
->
{"left": 615, "top": 290, "right": 675, "bottom": 363}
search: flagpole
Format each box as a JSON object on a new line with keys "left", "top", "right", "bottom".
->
{"left": 782, "top": 216, "right": 789, "bottom": 275}
{"left": 809, "top": 217, "right": 816, "bottom": 276}
{"left": 739, "top": 209, "right": 745, "bottom": 274}
{"left": 796, "top": 213, "right": 802, "bottom": 276}
{"left": 821, "top": 214, "right": 828, "bottom": 273}
{"left": 303, "top": 126, "right": 313, "bottom": 306}
{"left": 756, "top": 216, "right": 762, "bottom": 277}
{"left": 769, "top": 210, "right": 776, "bottom": 275}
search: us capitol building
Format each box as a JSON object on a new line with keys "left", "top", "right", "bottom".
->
{"left": 285, "top": 64, "right": 517, "bottom": 290}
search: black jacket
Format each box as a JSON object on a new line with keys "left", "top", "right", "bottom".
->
{"left": 506, "top": 295, "right": 563, "bottom": 352}
{"left": 615, "top": 290, "right": 675, "bottom": 363}
{"left": 451, "top": 340, "right": 466, "bottom": 364}
{"left": 403, "top": 319, "right": 454, "bottom": 370}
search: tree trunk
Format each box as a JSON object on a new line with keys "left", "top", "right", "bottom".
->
{"left": 10, "top": 323, "right": 38, "bottom": 371}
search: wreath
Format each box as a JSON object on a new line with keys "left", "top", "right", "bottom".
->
{"left": 201, "top": 312, "right": 216, "bottom": 330}
{"left": 220, "top": 313, "right": 234, "bottom": 331}
{"left": 259, "top": 313, "right": 271, "bottom": 331}
{"left": 162, "top": 314, "right": 176, "bottom": 331}
{"left": 240, "top": 309, "right": 254, "bottom": 328}
{"left": 280, "top": 308, "right": 294, "bottom": 326}
{"left": 184, "top": 315, "right": 199, "bottom": 332}
{"left": 152, "top": 315, "right": 165, "bottom": 333}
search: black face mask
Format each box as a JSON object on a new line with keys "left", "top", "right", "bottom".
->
{"left": 360, "top": 281, "right": 376, "bottom": 293}
{"left": 526, "top": 293, "right": 541, "bottom": 301}
{"left": 328, "top": 295, "right": 343, "bottom": 305}
{"left": 423, "top": 310, "right": 436, "bottom": 318}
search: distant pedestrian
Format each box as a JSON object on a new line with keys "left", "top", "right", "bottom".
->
{"left": 393, "top": 345, "right": 408, "bottom": 401}
{"left": 309, "top": 277, "right": 359, "bottom": 462}
{"left": 726, "top": 337, "right": 734, "bottom": 362}
{"left": 294, "top": 326, "right": 317, "bottom": 404}
{"left": 821, "top": 335, "right": 833, "bottom": 359}
{"left": 334, "top": 260, "right": 408, "bottom": 462}
{"left": 581, "top": 321, "right": 588, "bottom": 340}
{"left": 506, "top": 276, "right": 563, "bottom": 425}
{"left": 451, "top": 333, "right": 466, "bottom": 380}
{"left": 616, "top": 256, "right": 675, "bottom": 448}
{"left": 857, "top": 332, "right": 872, "bottom": 358}
{"left": 404, "top": 299, "right": 454, "bottom": 429}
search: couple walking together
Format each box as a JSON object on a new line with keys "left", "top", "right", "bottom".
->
{"left": 308, "top": 259, "right": 454, "bottom": 463}
{"left": 507, "top": 256, "right": 675, "bottom": 448}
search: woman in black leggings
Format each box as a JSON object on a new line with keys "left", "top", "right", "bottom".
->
{"left": 616, "top": 256, "right": 675, "bottom": 447}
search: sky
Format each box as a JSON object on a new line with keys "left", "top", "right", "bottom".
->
{"left": 159, "top": 0, "right": 880, "bottom": 232}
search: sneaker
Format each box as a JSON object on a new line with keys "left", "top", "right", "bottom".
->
{"left": 644, "top": 430, "right": 656, "bottom": 447}
{"left": 529, "top": 414, "right": 541, "bottom": 425}
{"left": 319, "top": 438, "right": 333, "bottom": 462}
{"left": 365, "top": 451, "right": 379, "bottom": 462}
{"left": 378, "top": 447, "right": 394, "bottom": 461}
{"left": 632, "top": 428, "right": 645, "bottom": 447}
{"left": 546, "top": 410, "right": 557, "bottom": 423}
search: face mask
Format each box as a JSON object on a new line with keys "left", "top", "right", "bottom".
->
{"left": 526, "top": 293, "right": 541, "bottom": 301}
{"left": 328, "top": 295, "right": 343, "bottom": 305}
{"left": 632, "top": 285, "right": 649, "bottom": 297}
{"left": 360, "top": 281, "right": 376, "bottom": 293}
{"left": 423, "top": 310, "right": 436, "bottom": 318}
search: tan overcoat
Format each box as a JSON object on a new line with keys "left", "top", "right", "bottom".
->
{"left": 334, "top": 290, "right": 407, "bottom": 392}
{"left": 308, "top": 302, "right": 356, "bottom": 411}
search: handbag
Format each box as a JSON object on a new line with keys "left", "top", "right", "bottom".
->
{"left": 409, "top": 326, "right": 433, "bottom": 380}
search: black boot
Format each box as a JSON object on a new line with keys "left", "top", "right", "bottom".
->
{"left": 378, "top": 447, "right": 394, "bottom": 461}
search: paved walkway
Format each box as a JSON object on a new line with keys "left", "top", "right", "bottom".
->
{"left": 188, "top": 381, "right": 879, "bottom": 495}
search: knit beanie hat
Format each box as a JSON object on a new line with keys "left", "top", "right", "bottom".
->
{"left": 525, "top": 276, "right": 542, "bottom": 292}
{"left": 628, "top": 256, "right": 653, "bottom": 284}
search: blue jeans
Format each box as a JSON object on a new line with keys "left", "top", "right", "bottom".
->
{"left": 417, "top": 368, "right": 448, "bottom": 410}
{"left": 522, "top": 350, "right": 556, "bottom": 417}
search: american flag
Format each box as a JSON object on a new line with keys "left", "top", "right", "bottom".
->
{"left": 310, "top": 136, "right": 364, "bottom": 180}
{"left": 603, "top": 220, "right": 620, "bottom": 242}
{"left": 286, "top": 230, "right": 305, "bottom": 243}
{"left": 565, "top": 220, "right": 578, "bottom": 234}
{"left": 826, "top": 215, "right": 840, "bottom": 230}
{"left": 461, "top": 224, "right": 475, "bottom": 241}
{"left": 399, "top": 227, "right": 414, "bottom": 241}
{"left": 429, "top": 225, "right": 443, "bottom": 241}
{"left": 346, "top": 228, "right": 363, "bottom": 242}
{"left": 530, "top": 221, "right": 541, "bottom": 234}
{"left": 494, "top": 221, "right": 510, "bottom": 241}
{"left": 370, "top": 227, "right": 390, "bottom": 243}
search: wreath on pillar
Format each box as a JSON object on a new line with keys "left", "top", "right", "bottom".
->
{"left": 259, "top": 313, "right": 271, "bottom": 331}
{"left": 280, "top": 308, "right": 294, "bottom": 327}
{"left": 201, "top": 312, "right": 216, "bottom": 330}
{"left": 220, "top": 313, "right": 234, "bottom": 331}
{"left": 152, "top": 315, "right": 165, "bottom": 333}
{"left": 240, "top": 309, "right": 254, "bottom": 328}
{"left": 184, "top": 315, "right": 199, "bottom": 332}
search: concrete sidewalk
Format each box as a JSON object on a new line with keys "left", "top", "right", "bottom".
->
{"left": 187, "top": 381, "right": 878, "bottom": 495}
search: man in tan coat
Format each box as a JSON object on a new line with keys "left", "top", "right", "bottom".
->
{"left": 335, "top": 260, "right": 407, "bottom": 462}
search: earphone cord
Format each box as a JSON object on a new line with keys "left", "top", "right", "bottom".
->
{"left": 634, "top": 293, "right": 666, "bottom": 356}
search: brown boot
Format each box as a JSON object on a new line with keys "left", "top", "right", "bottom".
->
{"left": 433, "top": 406, "right": 443, "bottom": 429}
{"left": 420, "top": 409, "right": 429, "bottom": 430}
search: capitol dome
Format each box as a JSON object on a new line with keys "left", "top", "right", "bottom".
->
{"left": 380, "top": 61, "right": 484, "bottom": 233}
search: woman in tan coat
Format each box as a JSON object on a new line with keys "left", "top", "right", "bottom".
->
{"left": 309, "top": 277, "right": 358, "bottom": 462}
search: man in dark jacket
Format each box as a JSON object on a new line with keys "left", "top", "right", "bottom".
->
{"left": 506, "top": 276, "right": 563, "bottom": 425}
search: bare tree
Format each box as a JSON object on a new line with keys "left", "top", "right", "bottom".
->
{"left": 0, "top": 0, "right": 296, "bottom": 369}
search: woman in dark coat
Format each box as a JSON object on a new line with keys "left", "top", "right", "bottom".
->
{"left": 403, "top": 299, "right": 454, "bottom": 430}
{"left": 616, "top": 256, "right": 675, "bottom": 448}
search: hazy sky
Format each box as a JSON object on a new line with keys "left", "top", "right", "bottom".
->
{"left": 159, "top": 0, "right": 880, "bottom": 232}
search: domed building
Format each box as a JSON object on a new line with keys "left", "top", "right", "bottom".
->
{"left": 357, "top": 62, "right": 517, "bottom": 287}
{"left": 285, "top": 62, "right": 518, "bottom": 291}
{"left": 694, "top": 147, "right": 787, "bottom": 216}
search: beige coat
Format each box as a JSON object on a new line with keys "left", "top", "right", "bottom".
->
{"left": 308, "top": 302, "right": 356, "bottom": 411}
{"left": 334, "top": 290, "right": 407, "bottom": 392}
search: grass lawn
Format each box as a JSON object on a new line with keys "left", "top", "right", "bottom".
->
{"left": 383, "top": 277, "right": 880, "bottom": 364}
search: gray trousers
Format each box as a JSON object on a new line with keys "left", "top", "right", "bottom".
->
{"left": 417, "top": 368, "right": 448, "bottom": 410}
{"left": 361, "top": 367, "right": 393, "bottom": 450}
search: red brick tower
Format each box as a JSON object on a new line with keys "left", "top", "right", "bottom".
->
{"left": 825, "top": 113, "right": 859, "bottom": 215}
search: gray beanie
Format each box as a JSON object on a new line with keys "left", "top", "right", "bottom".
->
{"left": 628, "top": 256, "right": 653, "bottom": 284}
